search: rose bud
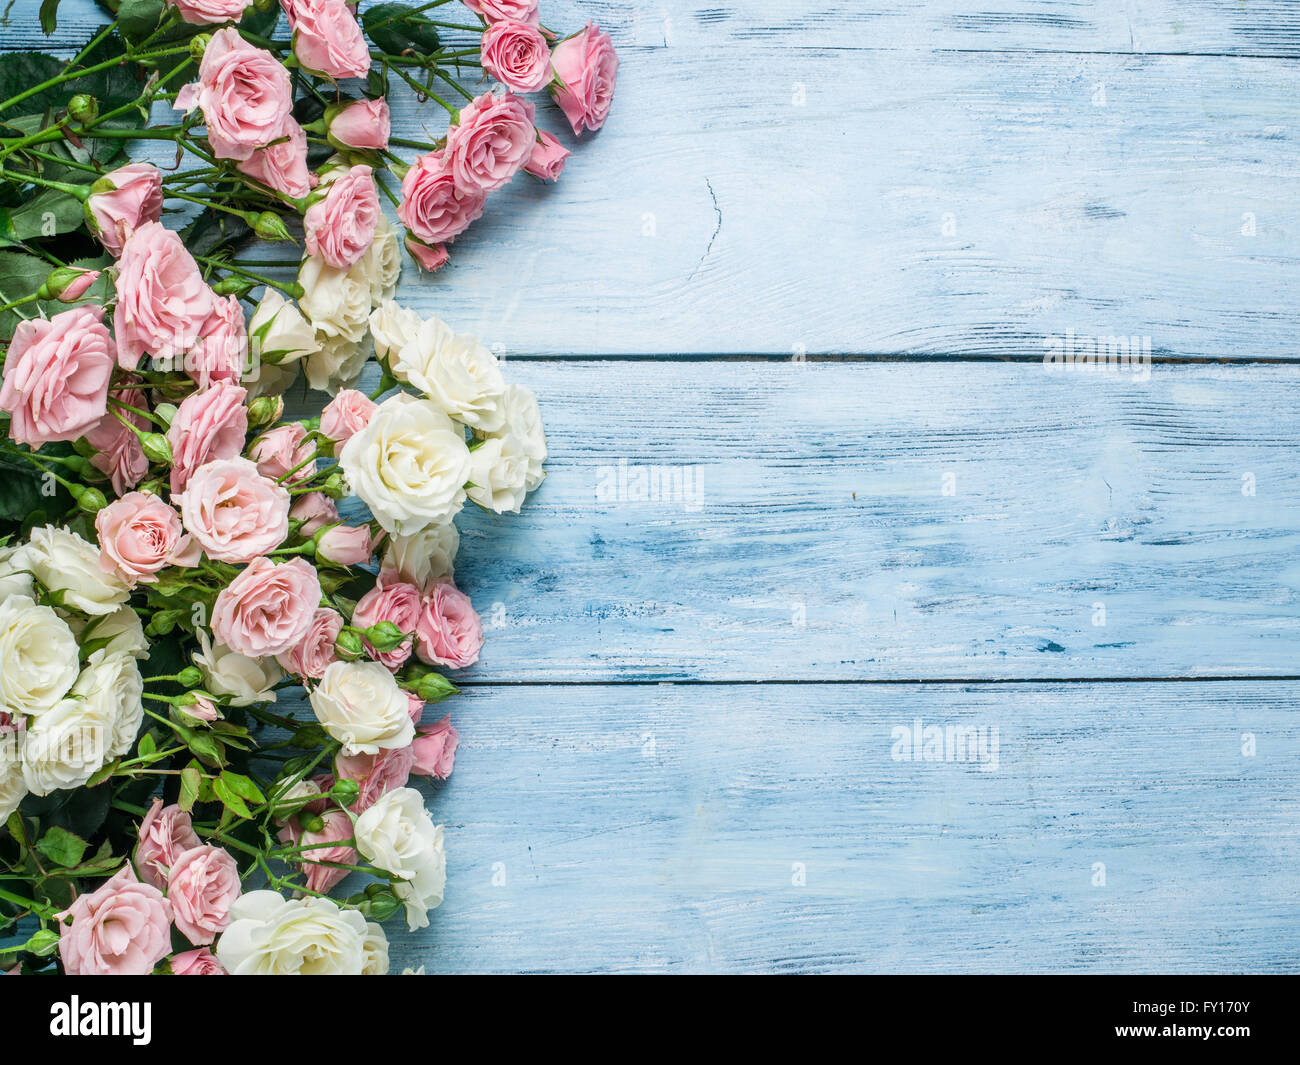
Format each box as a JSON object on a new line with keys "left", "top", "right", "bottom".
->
{"left": 405, "top": 235, "right": 449, "bottom": 273}
{"left": 326, "top": 97, "right": 391, "bottom": 154}
{"left": 37, "top": 266, "right": 100, "bottom": 302}
{"left": 523, "top": 130, "right": 570, "bottom": 182}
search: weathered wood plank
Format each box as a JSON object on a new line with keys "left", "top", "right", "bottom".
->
{"left": 439, "top": 360, "right": 1300, "bottom": 681}
{"left": 383, "top": 680, "right": 1300, "bottom": 973}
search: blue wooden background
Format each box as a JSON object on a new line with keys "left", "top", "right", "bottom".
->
{"left": 11, "top": 0, "right": 1300, "bottom": 972}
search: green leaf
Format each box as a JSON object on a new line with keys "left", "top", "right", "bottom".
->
{"left": 137, "top": 732, "right": 157, "bottom": 759}
{"left": 178, "top": 766, "right": 201, "bottom": 812}
{"left": 60, "top": 840, "right": 124, "bottom": 878}
{"left": 363, "top": 4, "right": 442, "bottom": 57}
{"left": 219, "top": 770, "right": 265, "bottom": 805}
{"left": 39, "top": 0, "right": 61, "bottom": 35}
{"left": 23, "top": 928, "right": 60, "bottom": 957}
{"left": 0, "top": 248, "right": 51, "bottom": 336}
{"left": 0, "top": 449, "right": 56, "bottom": 524}
{"left": 211, "top": 776, "right": 253, "bottom": 820}
{"left": 0, "top": 188, "right": 87, "bottom": 243}
{"left": 117, "top": 0, "right": 165, "bottom": 40}
{"left": 85, "top": 758, "right": 120, "bottom": 788}
{"left": 35, "top": 825, "right": 89, "bottom": 868}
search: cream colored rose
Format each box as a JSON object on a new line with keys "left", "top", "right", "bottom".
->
{"left": 249, "top": 289, "right": 319, "bottom": 367}
{"left": 369, "top": 300, "right": 421, "bottom": 363}
{"left": 215, "top": 891, "right": 368, "bottom": 975}
{"left": 304, "top": 333, "right": 370, "bottom": 393}
{"left": 77, "top": 651, "right": 145, "bottom": 760}
{"left": 379, "top": 521, "right": 459, "bottom": 588}
{"left": 361, "top": 921, "right": 390, "bottom": 975}
{"left": 353, "top": 786, "right": 446, "bottom": 931}
{"left": 309, "top": 660, "right": 415, "bottom": 755}
{"left": 244, "top": 360, "right": 299, "bottom": 400}
{"left": 0, "top": 542, "right": 34, "bottom": 601}
{"left": 467, "top": 432, "right": 529, "bottom": 514}
{"left": 496, "top": 382, "right": 546, "bottom": 491}
{"left": 67, "top": 605, "right": 149, "bottom": 660}
{"left": 19, "top": 526, "right": 129, "bottom": 615}
{"left": 21, "top": 686, "right": 117, "bottom": 795}
{"left": 194, "top": 628, "right": 282, "bottom": 707}
{"left": 363, "top": 216, "right": 402, "bottom": 304}
{"left": 339, "top": 393, "right": 471, "bottom": 535}
{"left": 297, "top": 255, "right": 371, "bottom": 343}
{"left": 0, "top": 594, "right": 78, "bottom": 719}
{"left": 0, "top": 752, "right": 26, "bottom": 822}
{"left": 391, "top": 318, "right": 506, "bottom": 431}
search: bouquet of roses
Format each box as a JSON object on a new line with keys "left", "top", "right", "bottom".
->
{"left": 0, "top": 0, "right": 614, "bottom": 976}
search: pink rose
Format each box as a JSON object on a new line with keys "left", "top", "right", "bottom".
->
{"left": 279, "top": 605, "right": 343, "bottom": 679}
{"left": 236, "top": 115, "right": 313, "bottom": 199}
{"left": 175, "top": 28, "right": 292, "bottom": 161}
{"left": 186, "top": 294, "right": 248, "bottom": 389}
{"left": 353, "top": 578, "right": 421, "bottom": 669}
{"left": 277, "top": 807, "right": 356, "bottom": 893}
{"left": 291, "top": 0, "right": 371, "bottom": 80}
{"left": 212, "top": 555, "right": 322, "bottom": 657}
{"left": 50, "top": 268, "right": 100, "bottom": 302}
{"left": 175, "top": 457, "right": 291, "bottom": 563}
{"left": 249, "top": 422, "right": 316, "bottom": 485}
{"left": 166, "top": 380, "right": 249, "bottom": 493}
{"left": 550, "top": 22, "right": 618, "bottom": 134}
{"left": 335, "top": 745, "right": 413, "bottom": 812}
{"left": 290, "top": 491, "right": 338, "bottom": 536}
{"left": 135, "top": 799, "right": 203, "bottom": 890}
{"left": 0, "top": 305, "right": 113, "bottom": 447}
{"left": 480, "top": 20, "right": 552, "bottom": 93}
{"left": 85, "top": 162, "right": 163, "bottom": 257}
{"left": 317, "top": 524, "right": 372, "bottom": 566}
{"left": 320, "top": 389, "right": 375, "bottom": 446}
{"left": 328, "top": 97, "right": 390, "bottom": 152}
{"left": 524, "top": 129, "right": 570, "bottom": 181}
{"left": 304, "top": 165, "right": 380, "bottom": 268}
{"left": 406, "top": 236, "right": 449, "bottom": 273}
{"left": 86, "top": 387, "right": 149, "bottom": 495}
{"left": 416, "top": 580, "right": 483, "bottom": 668}
{"left": 95, "top": 491, "right": 200, "bottom": 585}
{"left": 411, "top": 713, "right": 459, "bottom": 780}
{"left": 171, "top": 947, "right": 227, "bottom": 975}
{"left": 444, "top": 91, "right": 536, "bottom": 193}
{"left": 167, "top": 845, "right": 241, "bottom": 945}
{"left": 168, "top": 0, "right": 248, "bottom": 26}
{"left": 406, "top": 691, "right": 426, "bottom": 721}
{"left": 397, "top": 151, "right": 485, "bottom": 246}
{"left": 114, "top": 221, "right": 216, "bottom": 371}
{"left": 464, "top": 0, "right": 538, "bottom": 24}
{"left": 186, "top": 694, "right": 221, "bottom": 722}
{"left": 58, "top": 867, "right": 172, "bottom": 976}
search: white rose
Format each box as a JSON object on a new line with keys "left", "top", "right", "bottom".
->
{"left": 353, "top": 787, "right": 446, "bottom": 931}
{"left": 19, "top": 526, "right": 129, "bottom": 615}
{"left": 0, "top": 594, "right": 79, "bottom": 719}
{"left": 496, "top": 383, "right": 546, "bottom": 492}
{"left": 340, "top": 393, "right": 470, "bottom": 535}
{"left": 21, "top": 690, "right": 116, "bottom": 795}
{"left": 467, "top": 433, "right": 529, "bottom": 514}
{"left": 309, "top": 660, "right": 414, "bottom": 755}
{"left": 0, "top": 748, "right": 26, "bottom": 822}
{"left": 194, "top": 629, "right": 281, "bottom": 707}
{"left": 76, "top": 651, "right": 145, "bottom": 760}
{"left": 379, "top": 522, "right": 459, "bottom": 588}
{"left": 369, "top": 300, "right": 422, "bottom": 363}
{"left": 244, "top": 360, "right": 299, "bottom": 401}
{"left": 392, "top": 318, "right": 506, "bottom": 431}
{"left": 0, "top": 542, "right": 34, "bottom": 601}
{"left": 249, "top": 289, "right": 319, "bottom": 367}
{"left": 67, "top": 605, "right": 148, "bottom": 660}
{"left": 216, "top": 891, "right": 368, "bottom": 975}
{"left": 362, "top": 216, "right": 402, "bottom": 304}
{"left": 361, "top": 922, "right": 390, "bottom": 975}
{"left": 305, "top": 333, "right": 371, "bottom": 393}
{"left": 298, "top": 255, "right": 371, "bottom": 343}
{"left": 268, "top": 776, "right": 322, "bottom": 820}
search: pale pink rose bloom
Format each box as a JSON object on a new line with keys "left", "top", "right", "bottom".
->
{"left": 85, "top": 162, "right": 163, "bottom": 257}
{"left": 290, "top": 491, "right": 339, "bottom": 536}
{"left": 58, "top": 867, "right": 172, "bottom": 976}
{"left": 445, "top": 91, "right": 536, "bottom": 193}
{"left": 95, "top": 491, "right": 200, "bottom": 586}
{"left": 175, "top": 457, "right": 291, "bottom": 563}
{"left": 168, "top": 0, "right": 247, "bottom": 26}
{"left": 335, "top": 745, "right": 413, "bottom": 812}
{"left": 276, "top": 807, "right": 356, "bottom": 893}
{"left": 186, "top": 694, "right": 222, "bottom": 722}
{"left": 397, "top": 151, "right": 486, "bottom": 245}
{"left": 236, "top": 115, "right": 313, "bottom": 199}
{"left": 480, "top": 20, "right": 552, "bottom": 93}
{"left": 171, "top": 947, "right": 228, "bottom": 975}
{"left": 415, "top": 580, "right": 483, "bottom": 669}
{"left": 353, "top": 579, "right": 421, "bottom": 669}
{"left": 411, "top": 713, "right": 459, "bottom": 780}
{"left": 249, "top": 422, "right": 316, "bottom": 485}
{"left": 212, "top": 555, "right": 322, "bottom": 657}
{"left": 187, "top": 294, "right": 248, "bottom": 389}
{"left": 167, "top": 845, "right": 241, "bottom": 945}
{"left": 524, "top": 129, "right": 570, "bottom": 181}
{"left": 292, "top": 0, "right": 371, "bottom": 80}
{"left": 317, "top": 524, "right": 372, "bottom": 565}
{"left": 53, "top": 269, "right": 100, "bottom": 302}
{"left": 464, "top": 0, "right": 539, "bottom": 25}
{"left": 135, "top": 799, "right": 203, "bottom": 891}
{"left": 320, "top": 388, "right": 376, "bottom": 445}
{"left": 551, "top": 22, "right": 618, "bottom": 134}
{"left": 166, "top": 380, "right": 249, "bottom": 493}
{"left": 328, "top": 97, "right": 390, "bottom": 152}
{"left": 304, "top": 165, "right": 380, "bottom": 268}
{"left": 175, "top": 28, "right": 292, "bottom": 161}
{"left": 114, "top": 221, "right": 216, "bottom": 370}
{"left": 406, "top": 691, "right": 426, "bottom": 721}
{"left": 406, "top": 236, "right": 450, "bottom": 273}
{"left": 86, "top": 383, "right": 149, "bottom": 496}
{"left": 0, "top": 305, "right": 113, "bottom": 447}
{"left": 279, "top": 605, "right": 343, "bottom": 679}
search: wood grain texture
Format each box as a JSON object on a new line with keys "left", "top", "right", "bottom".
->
{"left": 384, "top": 681, "right": 1300, "bottom": 973}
